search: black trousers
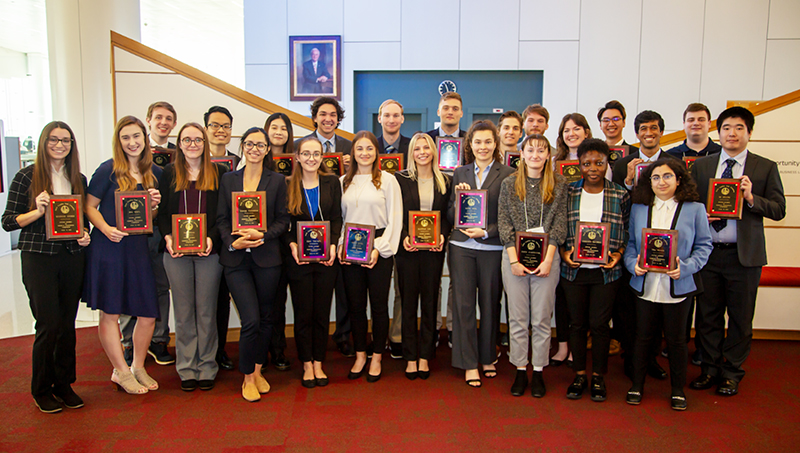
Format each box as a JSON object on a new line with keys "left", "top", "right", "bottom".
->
{"left": 331, "top": 268, "right": 351, "bottom": 344}
{"left": 562, "top": 268, "right": 620, "bottom": 375}
{"left": 217, "top": 272, "right": 232, "bottom": 353}
{"left": 341, "top": 255, "right": 394, "bottom": 353}
{"left": 396, "top": 249, "right": 447, "bottom": 361}
{"left": 224, "top": 254, "right": 281, "bottom": 374}
{"left": 21, "top": 249, "right": 85, "bottom": 397}
{"left": 633, "top": 297, "right": 690, "bottom": 392}
{"left": 697, "top": 247, "right": 761, "bottom": 382}
{"left": 554, "top": 283, "right": 570, "bottom": 343}
{"left": 271, "top": 248, "right": 290, "bottom": 356}
{"left": 288, "top": 262, "right": 338, "bottom": 362}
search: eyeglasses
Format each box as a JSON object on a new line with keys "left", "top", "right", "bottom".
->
{"left": 207, "top": 123, "right": 232, "bottom": 131}
{"left": 47, "top": 137, "right": 73, "bottom": 147}
{"left": 181, "top": 137, "right": 205, "bottom": 146}
{"left": 244, "top": 141, "right": 268, "bottom": 151}
{"left": 650, "top": 174, "right": 675, "bottom": 182}
{"left": 299, "top": 152, "right": 322, "bottom": 159}
{"left": 601, "top": 116, "right": 622, "bottom": 123}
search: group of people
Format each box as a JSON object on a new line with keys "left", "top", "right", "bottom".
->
{"left": 4, "top": 92, "right": 784, "bottom": 414}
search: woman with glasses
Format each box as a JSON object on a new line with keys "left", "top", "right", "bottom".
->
{"left": 560, "top": 139, "right": 629, "bottom": 402}
{"left": 284, "top": 136, "right": 341, "bottom": 387}
{"left": 83, "top": 116, "right": 162, "bottom": 395}
{"left": 623, "top": 158, "right": 711, "bottom": 411}
{"left": 394, "top": 133, "right": 452, "bottom": 380}
{"left": 339, "top": 131, "right": 402, "bottom": 383}
{"left": 158, "top": 123, "right": 226, "bottom": 392}
{"left": 217, "top": 127, "right": 289, "bottom": 401}
{"left": 2, "top": 122, "right": 91, "bottom": 413}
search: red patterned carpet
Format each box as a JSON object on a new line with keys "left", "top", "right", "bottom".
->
{"left": 1, "top": 328, "right": 799, "bottom": 452}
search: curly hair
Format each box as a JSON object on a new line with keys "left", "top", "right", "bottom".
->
{"left": 631, "top": 157, "right": 700, "bottom": 205}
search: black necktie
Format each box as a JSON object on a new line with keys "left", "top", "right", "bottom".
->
{"left": 711, "top": 159, "right": 736, "bottom": 232}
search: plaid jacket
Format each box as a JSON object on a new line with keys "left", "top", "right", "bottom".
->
{"left": 560, "top": 178, "right": 630, "bottom": 283}
{"left": 1, "top": 165, "right": 87, "bottom": 255}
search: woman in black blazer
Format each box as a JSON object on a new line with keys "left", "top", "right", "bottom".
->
{"left": 2, "top": 121, "right": 90, "bottom": 413}
{"left": 395, "top": 133, "right": 452, "bottom": 380}
{"left": 158, "top": 123, "right": 226, "bottom": 392}
{"left": 217, "top": 126, "right": 290, "bottom": 402}
{"left": 284, "top": 136, "right": 342, "bottom": 388}
{"left": 447, "top": 120, "right": 516, "bottom": 387}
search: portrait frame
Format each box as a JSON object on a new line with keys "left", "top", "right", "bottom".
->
{"left": 289, "top": 35, "right": 342, "bottom": 101}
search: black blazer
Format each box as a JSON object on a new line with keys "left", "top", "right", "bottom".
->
{"left": 394, "top": 170, "right": 453, "bottom": 252}
{"left": 611, "top": 148, "right": 680, "bottom": 189}
{"left": 157, "top": 163, "right": 226, "bottom": 253}
{"left": 690, "top": 152, "right": 785, "bottom": 267}
{"left": 378, "top": 134, "right": 411, "bottom": 169}
{"left": 216, "top": 167, "right": 290, "bottom": 268}
{"left": 283, "top": 173, "right": 343, "bottom": 248}
{"left": 294, "top": 132, "right": 352, "bottom": 156}
{"left": 447, "top": 161, "right": 515, "bottom": 246}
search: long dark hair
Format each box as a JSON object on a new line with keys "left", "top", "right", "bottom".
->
{"left": 30, "top": 121, "right": 85, "bottom": 209}
{"left": 631, "top": 157, "right": 699, "bottom": 205}
{"left": 238, "top": 127, "right": 276, "bottom": 171}
{"left": 555, "top": 113, "right": 592, "bottom": 161}
{"left": 464, "top": 120, "right": 502, "bottom": 165}
{"left": 342, "top": 131, "right": 381, "bottom": 192}
{"left": 264, "top": 112, "right": 294, "bottom": 155}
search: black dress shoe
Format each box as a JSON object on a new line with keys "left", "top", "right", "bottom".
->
{"left": 510, "top": 370, "right": 528, "bottom": 397}
{"left": 272, "top": 352, "right": 291, "bottom": 371}
{"left": 626, "top": 389, "right": 643, "bottom": 405}
{"left": 123, "top": 346, "right": 133, "bottom": 367}
{"left": 447, "top": 331, "right": 453, "bottom": 349}
{"left": 348, "top": 364, "right": 366, "bottom": 380}
{"left": 33, "top": 393, "right": 62, "bottom": 413}
{"left": 199, "top": 379, "right": 215, "bottom": 390}
{"left": 500, "top": 332, "right": 509, "bottom": 347}
{"left": 217, "top": 350, "right": 234, "bottom": 371}
{"left": 389, "top": 342, "right": 403, "bottom": 359}
{"left": 52, "top": 385, "right": 84, "bottom": 409}
{"left": 530, "top": 371, "right": 546, "bottom": 398}
{"left": 566, "top": 375, "right": 588, "bottom": 400}
{"left": 405, "top": 371, "right": 418, "bottom": 381}
{"left": 716, "top": 378, "right": 739, "bottom": 396}
{"left": 548, "top": 357, "right": 565, "bottom": 367}
{"left": 691, "top": 349, "right": 702, "bottom": 366}
{"left": 148, "top": 342, "right": 175, "bottom": 365}
{"left": 181, "top": 379, "right": 199, "bottom": 391}
{"left": 418, "top": 370, "right": 430, "bottom": 380}
{"left": 301, "top": 378, "right": 316, "bottom": 389}
{"left": 336, "top": 341, "right": 356, "bottom": 358}
{"left": 366, "top": 372, "right": 381, "bottom": 383}
{"left": 315, "top": 377, "right": 329, "bottom": 387}
{"left": 590, "top": 375, "right": 607, "bottom": 402}
{"left": 648, "top": 361, "right": 667, "bottom": 380}
{"left": 690, "top": 373, "right": 716, "bottom": 390}
{"left": 671, "top": 393, "right": 688, "bottom": 410}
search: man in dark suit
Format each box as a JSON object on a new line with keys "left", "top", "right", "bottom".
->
{"left": 611, "top": 109, "right": 679, "bottom": 380}
{"left": 597, "top": 100, "right": 631, "bottom": 148}
{"left": 294, "top": 96, "right": 354, "bottom": 357}
{"left": 667, "top": 103, "right": 722, "bottom": 158}
{"left": 301, "top": 47, "right": 332, "bottom": 94}
{"left": 689, "top": 106, "right": 785, "bottom": 396}
{"left": 376, "top": 99, "right": 411, "bottom": 166}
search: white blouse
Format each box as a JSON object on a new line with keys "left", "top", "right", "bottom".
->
{"left": 641, "top": 197, "right": 683, "bottom": 304}
{"left": 339, "top": 171, "right": 403, "bottom": 258}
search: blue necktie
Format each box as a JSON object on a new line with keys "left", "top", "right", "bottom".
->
{"left": 386, "top": 145, "right": 396, "bottom": 153}
{"left": 711, "top": 159, "right": 736, "bottom": 232}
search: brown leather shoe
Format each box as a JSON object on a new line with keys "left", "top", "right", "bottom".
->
{"left": 242, "top": 382, "right": 260, "bottom": 402}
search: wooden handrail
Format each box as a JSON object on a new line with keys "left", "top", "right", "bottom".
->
{"left": 110, "top": 31, "right": 354, "bottom": 140}
{"left": 660, "top": 88, "right": 800, "bottom": 147}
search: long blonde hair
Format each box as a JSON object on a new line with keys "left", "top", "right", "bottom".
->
{"left": 406, "top": 133, "right": 447, "bottom": 194}
{"left": 173, "top": 123, "right": 219, "bottom": 191}
{"left": 515, "top": 134, "right": 556, "bottom": 204}
{"left": 112, "top": 116, "right": 158, "bottom": 191}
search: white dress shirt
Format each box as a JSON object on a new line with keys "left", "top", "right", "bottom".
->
{"left": 710, "top": 149, "right": 748, "bottom": 244}
{"left": 641, "top": 196, "right": 682, "bottom": 303}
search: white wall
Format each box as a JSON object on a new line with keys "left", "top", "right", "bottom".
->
{"left": 244, "top": 0, "right": 800, "bottom": 146}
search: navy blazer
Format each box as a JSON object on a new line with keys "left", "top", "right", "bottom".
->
{"left": 377, "top": 134, "right": 411, "bottom": 170}
{"left": 624, "top": 201, "right": 713, "bottom": 298}
{"left": 447, "top": 161, "right": 515, "bottom": 246}
{"left": 690, "top": 151, "right": 785, "bottom": 267}
{"left": 216, "top": 167, "right": 290, "bottom": 268}
{"left": 394, "top": 170, "right": 453, "bottom": 251}
{"left": 157, "top": 163, "right": 226, "bottom": 253}
{"left": 611, "top": 148, "right": 680, "bottom": 189}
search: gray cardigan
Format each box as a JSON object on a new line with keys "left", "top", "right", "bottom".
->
{"left": 497, "top": 174, "right": 568, "bottom": 249}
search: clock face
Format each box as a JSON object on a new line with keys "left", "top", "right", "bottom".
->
{"left": 438, "top": 80, "right": 457, "bottom": 96}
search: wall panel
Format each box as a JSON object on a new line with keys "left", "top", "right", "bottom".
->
{"left": 763, "top": 40, "right": 800, "bottom": 100}
{"left": 344, "top": 0, "right": 401, "bottom": 42}
{"left": 459, "top": 0, "right": 519, "bottom": 70}
{"left": 399, "top": 0, "right": 460, "bottom": 70}
{"left": 519, "top": 0, "right": 580, "bottom": 41}
{"left": 244, "top": 0, "right": 287, "bottom": 65}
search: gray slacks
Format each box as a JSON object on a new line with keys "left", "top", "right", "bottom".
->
{"left": 163, "top": 253, "right": 222, "bottom": 381}
{"left": 501, "top": 249, "right": 560, "bottom": 369}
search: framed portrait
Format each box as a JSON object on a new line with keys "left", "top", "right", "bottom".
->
{"left": 289, "top": 35, "right": 342, "bottom": 101}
